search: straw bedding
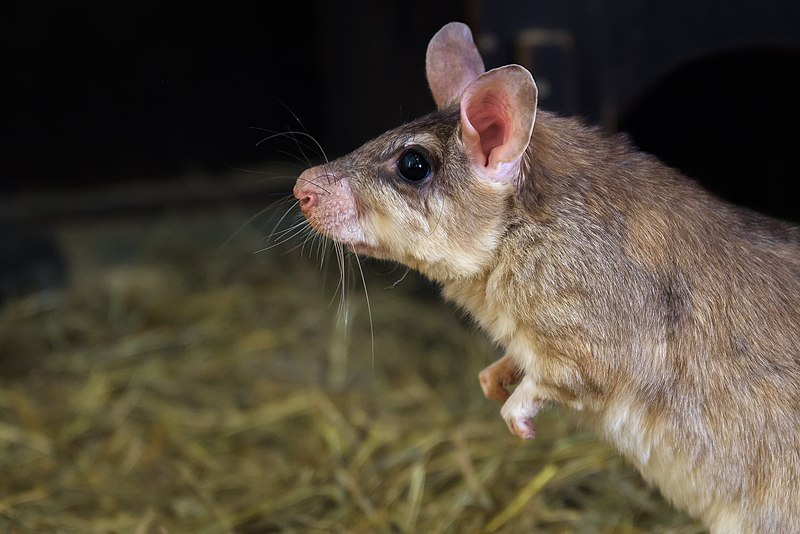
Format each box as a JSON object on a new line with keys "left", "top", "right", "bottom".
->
{"left": 0, "top": 205, "right": 703, "bottom": 533}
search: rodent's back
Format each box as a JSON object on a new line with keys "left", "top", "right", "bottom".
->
{"left": 491, "top": 110, "right": 800, "bottom": 527}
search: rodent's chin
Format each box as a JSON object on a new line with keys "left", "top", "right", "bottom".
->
{"left": 348, "top": 242, "right": 389, "bottom": 260}
{"left": 348, "top": 243, "right": 377, "bottom": 256}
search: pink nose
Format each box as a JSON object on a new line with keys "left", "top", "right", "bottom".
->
{"left": 294, "top": 168, "right": 319, "bottom": 211}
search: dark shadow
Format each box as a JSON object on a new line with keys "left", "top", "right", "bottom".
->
{"left": 619, "top": 46, "right": 800, "bottom": 224}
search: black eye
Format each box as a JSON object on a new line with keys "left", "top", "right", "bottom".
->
{"left": 396, "top": 149, "right": 430, "bottom": 182}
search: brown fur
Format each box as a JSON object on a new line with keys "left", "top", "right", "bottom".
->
{"left": 294, "top": 25, "right": 800, "bottom": 532}
{"left": 474, "top": 111, "right": 800, "bottom": 531}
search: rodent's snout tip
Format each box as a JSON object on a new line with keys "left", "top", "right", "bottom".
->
{"left": 294, "top": 169, "right": 318, "bottom": 211}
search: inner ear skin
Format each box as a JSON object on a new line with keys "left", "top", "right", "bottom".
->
{"left": 464, "top": 92, "right": 512, "bottom": 167}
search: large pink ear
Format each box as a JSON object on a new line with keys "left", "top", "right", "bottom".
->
{"left": 460, "top": 65, "right": 538, "bottom": 183}
{"left": 426, "top": 22, "right": 486, "bottom": 109}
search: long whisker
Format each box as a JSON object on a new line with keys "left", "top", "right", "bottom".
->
{"left": 216, "top": 202, "right": 283, "bottom": 254}
{"left": 299, "top": 226, "right": 320, "bottom": 258}
{"left": 265, "top": 90, "right": 311, "bottom": 134}
{"left": 246, "top": 108, "right": 368, "bottom": 377}
{"left": 386, "top": 267, "right": 412, "bottom": 289}
{"left": 330, "top": 243, "right": 346, "bottom": 312}
{"left": 295, "top": 175, "right": 333, "bottom": 196}
{"left": 254, "top": 223, "right": 310, "bottom": 253}
{"left": 315, "top": 233, "right": 328, "bottom": 267}
{"left": 252, "top": 129, "right": 329, "bottom": 164}
{"left": 228, "top": 165, "right": 306, "bottom": 178}
{"left": 280, "top": 124, "right": 316, "bottom": 168}
{"left": 250, "top": 127, "right": 323, "bottom": 158}
{"left": 280, "top": 227, "right": 317, "bottom": 256}
{"left": 266, "top": 199, "right": 303, "bottom": 242}
{"left": 270, "top": 220, "right": 309, "bottom": 244}
{"left": 353, "top": 253, "right": 375, "bottom": 373}
{"left": 276, "top": 148, "right": 315, "bottom": 169}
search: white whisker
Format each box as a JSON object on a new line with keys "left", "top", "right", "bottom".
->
{"left": 277, "top": 148, "right": 315, "bottom": 168}
{"left": 216, "top": 202, "right": 283, "bottom": 254}
{"left": 254, "top": 224, "right": 310, "bottom": 253}
{"left": 264, "top": 198, "right": 304, "bottom": 240}
{"left": 353, "top": 253, "right": 375, "bottom": 373}
{"left": 271, "top": 224, "right": 310, "bottom": 248}
{"left": 252, "top": 129, "right": 329, "bottom": 164}
{"left": 386, "top": 267, "right": 412, "bottom": 289}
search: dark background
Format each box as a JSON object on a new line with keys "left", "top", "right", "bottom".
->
{"left": 1, "top": 2, "right": 464, "bottom": 193}
{"left": 2, "top": 0, "right": 800, "bottom": 301}
{"left": 3, "top": 1, "right": 800, "bottom": 215}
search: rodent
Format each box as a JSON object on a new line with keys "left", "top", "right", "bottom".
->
{"left": 293, "top": 21, "right": 800, "bottom": 532}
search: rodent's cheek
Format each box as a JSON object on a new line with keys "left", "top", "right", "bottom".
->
{"left": 363, "top": 211, "right": 406, "bottom": 250}
{"left": 360, "top": 207, "right": 439, "bottom": 265}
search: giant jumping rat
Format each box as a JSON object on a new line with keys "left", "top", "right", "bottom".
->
{"left": 293, "top": 21, "right": 800, "bottom": 532}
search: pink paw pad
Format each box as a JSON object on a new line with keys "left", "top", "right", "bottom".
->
{"left": 508, "top": 416, "right": 536, "bottom": 440}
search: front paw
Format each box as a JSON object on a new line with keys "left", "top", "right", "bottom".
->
{"left": 499, "top": 378, "right": 543, "bottom": 440}
{"left": 478, "top": 354, "right": 524, "bottom": 403}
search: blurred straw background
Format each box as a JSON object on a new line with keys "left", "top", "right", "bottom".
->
{"left": 0, "top": 176, "right": 704, "bottom": 533}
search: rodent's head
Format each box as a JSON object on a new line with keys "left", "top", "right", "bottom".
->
{"left": 294, "top": 22, "right": 537, "bottom": 281}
